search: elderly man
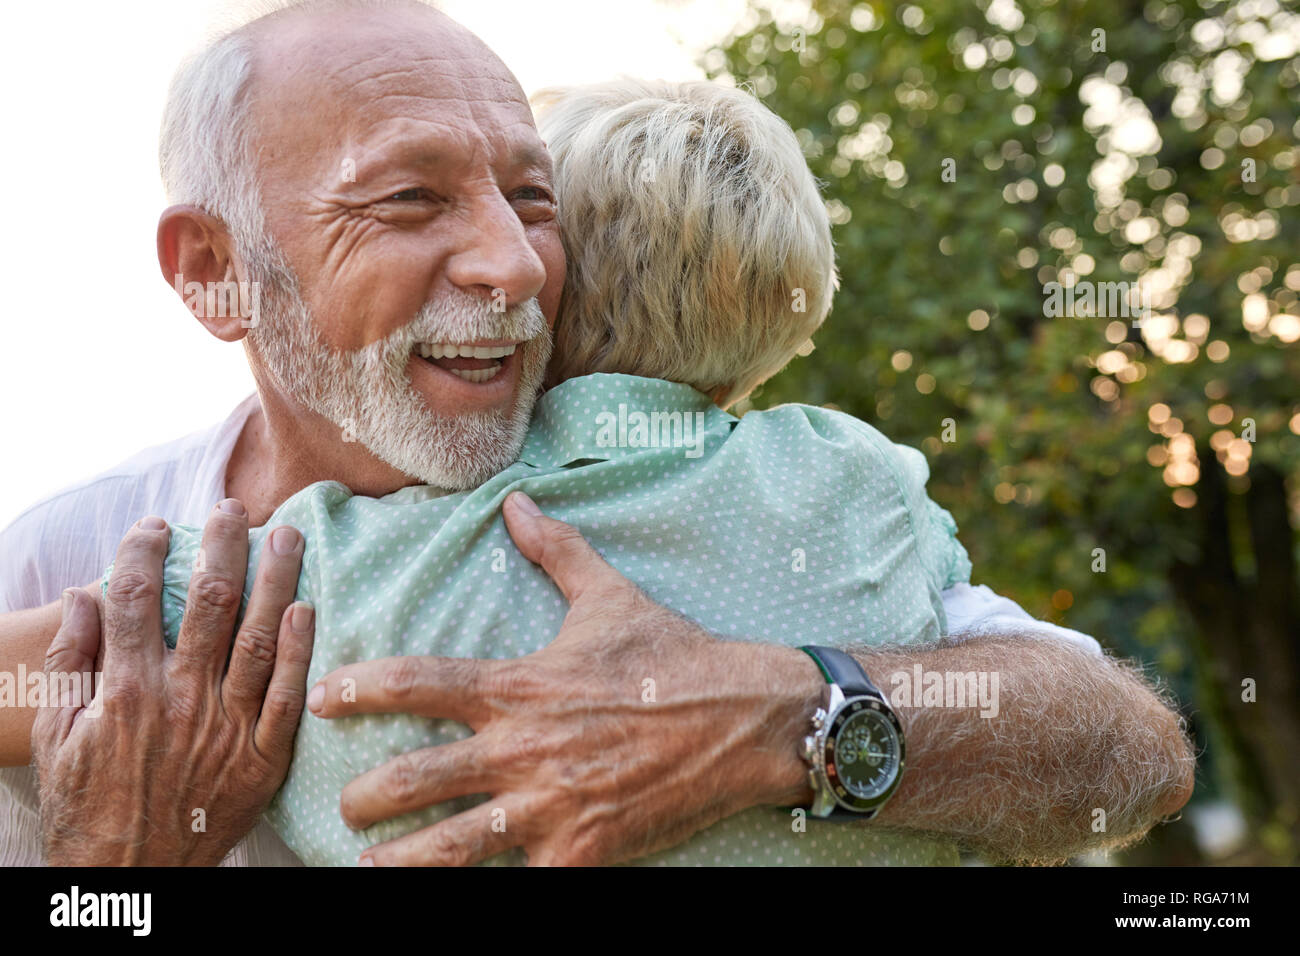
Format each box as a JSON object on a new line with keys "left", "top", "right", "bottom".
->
{"left": 0, "top": 0, "right": 1193, "bottom": 866}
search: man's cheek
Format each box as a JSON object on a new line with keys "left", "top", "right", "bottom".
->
{"left": 531, "top": 226, "right": 565, "bottom": 325}
{"left": 307, "top": 225, "right": 412, "bottom": 348}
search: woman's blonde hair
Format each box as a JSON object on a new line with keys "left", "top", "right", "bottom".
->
{"left": 533, "top": 78, "right": 838, "bottom": 407}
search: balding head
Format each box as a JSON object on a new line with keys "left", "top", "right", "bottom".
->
{"left": 157, "top": 0, "right": 566, "bottom": 491}
{"left": 162, "top": 0, "right": 528, "bottom": 249}
{"left": 239, "top": 0, "right": 528, "bottom": 168}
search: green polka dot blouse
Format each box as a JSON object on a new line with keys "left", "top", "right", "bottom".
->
{"left": 127, "top": 373, "right": 972, "bottom": 866}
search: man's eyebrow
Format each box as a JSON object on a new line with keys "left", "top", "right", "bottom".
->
{"left": 504, "top": 141, "right": 552, "bottom": 174}
{"left": 371, "top": 142, "right": 455, "bottom": 171}
{"left": 357, "top": 141, "right": 551, "bottom": 184}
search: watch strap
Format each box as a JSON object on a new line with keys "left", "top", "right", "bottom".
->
{"left": 800, "top": 645, "right": 882, "bottom": 700}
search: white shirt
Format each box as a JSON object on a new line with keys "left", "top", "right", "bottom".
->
{"left": 0, "top": 395, "right": 1100, "bottom": 866}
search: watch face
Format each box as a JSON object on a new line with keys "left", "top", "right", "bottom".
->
{"left": 827, "top": 700, "right": 903, "bottom": 806}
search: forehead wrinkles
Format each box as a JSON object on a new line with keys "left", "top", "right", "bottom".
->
{"left": 245, "top": 6, "right": 531, "bottom": 153}
{"left": 340, "top": 60, "right": 532, "bottom": 157}
{"left": 328, "top": 49, "right": 524, "bottom": 105}
{"left": 260, "top": 49, "right": 535, "bottom": 175}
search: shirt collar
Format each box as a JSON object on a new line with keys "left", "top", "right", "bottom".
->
{"left": 518, "top": 373, "right": 737, "bottom": 467}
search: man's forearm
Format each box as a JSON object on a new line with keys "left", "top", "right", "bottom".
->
{"left": 760, "top": 634, "right": 1196, "bottom": 864}
{"left": 310, "top": 501, "right": 1199, "bottom": 867}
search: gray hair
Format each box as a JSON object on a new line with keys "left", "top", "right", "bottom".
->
{"left": 158, "top": 0, "right": 438, "bottom": 264}
{"left": 159, "top": 21, "right": 265, "bottom": 258}
{"left": 533, "top": 78, "right": 839, "bottom": 407}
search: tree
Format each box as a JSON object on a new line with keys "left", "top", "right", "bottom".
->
{"left": 707, "top": 0, "right": 1300, "bottom": 863}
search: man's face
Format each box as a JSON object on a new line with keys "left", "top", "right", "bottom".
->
{"left": 240, "top": 6, "right": 565, "bottom": 488}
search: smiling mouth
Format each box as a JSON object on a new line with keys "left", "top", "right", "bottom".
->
{"left": 413, "top": 341, "right": 518, "bottom": 383}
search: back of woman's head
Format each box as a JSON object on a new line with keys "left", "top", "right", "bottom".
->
{"left": 534, "top": 78, "right": 837, "bottom": 407}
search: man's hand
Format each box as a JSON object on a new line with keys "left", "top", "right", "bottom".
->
{"left": 33, "top": 499, "right": 316, "bottom": 866}
{"left": 314, "top": 493, "right": 1195, "bottom": 867}
{"left": 308, "top": 491, "right": 822, "bottom": 866}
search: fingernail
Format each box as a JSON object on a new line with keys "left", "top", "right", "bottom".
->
{"left": 291, "top": 602, "right": 314, "bottom": 633}
{"left": 272, "top": 526, "right": 301, "bottom": 555}
{"left": 218, "top": 498, "right": 246, "bottom": 516}
{"left": 358, "top": 854, "right": 374, "bottom": 867}
{"left": 62, "top": 589, "right": 75, "bottom": 617}
{"left": 307, "top": 683, "right": 325, "bottom": 713}
{"left": 138, "top": 515, "right": 166, "bottom": 531}
{"left": 509, "top": 491, "right": 542, "bottom": 517}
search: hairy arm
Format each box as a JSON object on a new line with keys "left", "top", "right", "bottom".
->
{"left": 838, "top": 635, "right": 1196, "bottom": 863}
{"left": 316, "top": 494, "right": 1195, "bottom": 866}
{"left": 3, "top": 535, "right": 1194, "bottom": 865}
{"left": 0, "top": 600, "right": 63, "bottom": 766}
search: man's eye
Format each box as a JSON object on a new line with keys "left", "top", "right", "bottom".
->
{"left": 512, "top": 186, "right": 554, "bottom": 203}
{"left": 386, "top": 188, "right": 424, "bottom": 201}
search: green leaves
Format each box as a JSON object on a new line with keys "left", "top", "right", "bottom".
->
{"left": 708, "top": 0, "right": 1300, "bottom": 828}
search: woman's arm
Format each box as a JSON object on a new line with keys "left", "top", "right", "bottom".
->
{"left": 0, "top": 599, "right": 66, "bottom": 766}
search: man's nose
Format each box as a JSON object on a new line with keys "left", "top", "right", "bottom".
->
{"left": 445, "top": 196, "right": 547, "bottom": 307}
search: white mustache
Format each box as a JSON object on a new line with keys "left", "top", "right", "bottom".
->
{"left": 392, "top": 292, "right": 547, "bottom": 354}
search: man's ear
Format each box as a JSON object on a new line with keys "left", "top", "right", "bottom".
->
{"left": 157, "top": 204, "right": 255, "bottom": 343}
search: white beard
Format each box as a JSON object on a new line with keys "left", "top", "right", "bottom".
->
{"left": 245, "top": 268, "right": 551, "bottom": 491}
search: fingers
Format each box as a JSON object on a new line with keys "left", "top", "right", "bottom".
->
{"left": 170, "top": 499, "right": 249, "bottom": 685}
{"left": 101, "top": 516, "right": 171, "bottom": 684}
{"left": 43, "top": 589, "right": 102, "bottom": 688}
{"left": 502, "top": 492, "right": 628, "bottom": 606}
{"left": 82, "top": 581, "right": 107, "bottom": 675}
{"left": 308, "top": 655, "right": 496, "bottom": 727}
{"left": 32, "top": 589, "right": 104, "bottom": 752}
{"left": 223, "top": 525, "right": 304, "bottom": 716}
{"left": 252, "top": 601, "right": 316, "bottom": 764}
{"left": 340, "top": 736, "right": 494, "bottom": 830}
{"left": 360, "top": 801, "right": 519, "bottom": 867}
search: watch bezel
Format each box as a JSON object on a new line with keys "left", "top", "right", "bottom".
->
{"left": 821, "top": 695, "right": 906, "bottom": 814}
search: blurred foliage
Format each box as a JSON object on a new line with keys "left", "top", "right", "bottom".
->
{"left": 707, "top": 0, "right": 1299, "bottom": 864}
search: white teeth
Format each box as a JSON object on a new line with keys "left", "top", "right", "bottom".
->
{"left": 419, "top": 342, "right": 517, "bottom": 360}
{"left": 447, "top": 365, "right": 505, "bottom": 384}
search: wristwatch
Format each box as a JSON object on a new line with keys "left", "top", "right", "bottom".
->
{"left": 798, "top": 645, "right": 905, "bottom": 820}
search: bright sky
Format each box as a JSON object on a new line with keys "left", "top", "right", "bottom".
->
{"left": 0, "top": 0, "right": 750, "bottom": 532}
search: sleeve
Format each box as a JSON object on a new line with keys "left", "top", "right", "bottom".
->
{"left": 0, "top": 497, "right": 129, "bottom": 615}
{"left": 941, "top": 582, "right": 1104, "bottom": 656}
{"left": 889, "top": 442, "right": 973, "bottom": 593}
{"left": 0, "top": 513, "right": 44, "bottom": 615}
{"left": 883, "top": 441, "right": 1102, "bottom": 656}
